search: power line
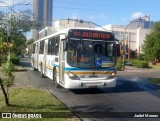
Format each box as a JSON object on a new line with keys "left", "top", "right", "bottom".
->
{"left": 54, "top": 6, "right": 125, "bottom": 12}
{"left": 53, "top": 6, "right": 160, "bottom": 13}
{"left": 54, "top": 1, "right": 123, "bottom": 8}
{"left": 54, "top": 1, "right": 159, "bottom": 10}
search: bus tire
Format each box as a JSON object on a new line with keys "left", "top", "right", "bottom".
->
{"left": 53, "top": 67, "right": 60, "bottom": 88}
{"left": 41, "top": 63, "right": 45, "bottom": 78}
{"left": 32, "top": 60, "right": 36, "bottom": 71}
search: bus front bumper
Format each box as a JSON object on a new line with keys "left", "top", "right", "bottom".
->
{"left": 64, "top": 77, "right": 117, "bottom": 89}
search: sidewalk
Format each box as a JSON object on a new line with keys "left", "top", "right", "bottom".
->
{"left": 123, "top": 65, "right": 160, "bottom": 72}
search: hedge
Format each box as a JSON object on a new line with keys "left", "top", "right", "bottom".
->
{"left": 10, "top": 53, "right": 20, "bottom": 65}
{"left": 130, "top": 60, "right": 149, "bottom": 68}
{"left": 116, "top": 60, "right": 123, "bottom": 71}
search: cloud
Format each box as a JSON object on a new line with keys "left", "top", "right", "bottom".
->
{"left": 70, "top": 13, "right": 81, "bottom": 20}
{"left": 131, "top": 12, "right": 144, "bottom": 20}
{"left": 0, "top": 0, "right": 32, "bottom": 6}
{"left": 88, "top": 15, "right": 95, "bottom": 20}
{"left": 99, "top": 13, "right": 107, "bottom": 20}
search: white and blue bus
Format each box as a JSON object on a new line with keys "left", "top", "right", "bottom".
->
{"left": 31, "top": 28, "right": 119, "bottom": 89}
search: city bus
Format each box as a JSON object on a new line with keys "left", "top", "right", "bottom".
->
{"left": 31, "top": 28, "right": 119, "bottom": 89}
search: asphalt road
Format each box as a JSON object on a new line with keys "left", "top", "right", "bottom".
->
{"left": 19, "top": 57, "right": 160, "bottom": 121}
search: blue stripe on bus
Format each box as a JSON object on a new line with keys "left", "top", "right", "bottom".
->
{"left": 52, "top": 64, "right": 116, "bottom": 71}
{"left": 64, "top": 67, "right": 116, "bottom": 71}
{"left": 52, "top": 64, "right": 60, "bottom": 68}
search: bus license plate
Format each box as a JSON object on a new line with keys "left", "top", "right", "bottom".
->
{"left": 89, "top": 86, "right": 97, "bottom": 88}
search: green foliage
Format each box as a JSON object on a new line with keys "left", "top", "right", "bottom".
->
{"left": 11, "top": 33, "right": 27, "bottom": 52}
{"left": 1, "top": 54, "right": 7, "bottom": 63}
{"left": 137, "top": 54, "right": 144, "bottom": 60}
{"left": 130, "top": 50, "right": 137, "bottom": 59}
{"left": 2, "top": 74, "right": 15, "bottom": 88}
{"left": 26, "top": 38, "right": 34, "bottom": 45}
{"left": 2, "top": 62, "right": 15, "bottom": 74}
{"left": 142, "top": 21, "right": 160, "bottom": 61}
{"left": 0, "top": 61, "right": 15, "bottom": 106}
{"left": 1, "top": 53, "right": 20, "bottom": 64}
{"left": 0, "top": 10, "right": 39, "bottom": 54}
{"left": 130, "top": 59, "right": 137, "bottom": 65}
{"left": 116, "top": 60, "right": 123, "bottom": 71}
{"left": 131, "top": 60, "right": 149, "bottom": 68}
{"left": 10, "top": 53, "right": 20, "bottom": 65}
{"left": 0, "top": 88, "right": 76, "bottom": 120}
{"left": 2, "top": 62, "right": 15, "bottom": 83}
{"left": 149, "top": 78, "right": 160, "bottom": 84}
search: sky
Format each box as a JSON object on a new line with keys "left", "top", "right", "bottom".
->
{"left": 0, "top": 0, "right": 32, "bottom": 12}
{"left": 53, "top": 0, "right": 160, "bottom": 25}
{"left": 0, "top": 0, "right": 160, "bottom": 39}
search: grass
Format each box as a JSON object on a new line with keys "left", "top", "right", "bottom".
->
{"left": 0, "top": 63, "right": 27, "bottom": 72}
{"left": 149, "top": 78, "right": 160, "bottom": 84}
{"left": 0, "top": 88, "right": 79, "bottom": 121}
{"left": 149, "top": 62, "right": 160, "bottom": 70}
{"left": 14, "top": 66, "right": 27, "bottom": 71}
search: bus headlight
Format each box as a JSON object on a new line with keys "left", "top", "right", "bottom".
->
{"left": 67, "top": 72, "right": 80, "bottom": 80}
{"left": 108, "top": 71, "right": 116, "bottom": 79}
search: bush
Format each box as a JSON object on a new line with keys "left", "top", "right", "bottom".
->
{"left": 130, "top": 59, "right": 137, "bottom": 65}
{"left": 137, "top": 54, "right": 144, "bottom": 60}
{"left": 116, "top": 60, "right": 123, "bottom": 71}
{"left": 132, "top": 60, "right": 149, "bottom": 68}
{"left": 10, "top": 53, "right": 20, "bottom": 65}
{"left": 2, "top": 54, "right": 7, "bottom": 63}
{"left": 130, "top": 50, "right": 137, "bottom": 59}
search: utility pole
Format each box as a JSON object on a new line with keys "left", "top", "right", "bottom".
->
{"left": 0, "top": 1, "right": 30, "bottom": 62}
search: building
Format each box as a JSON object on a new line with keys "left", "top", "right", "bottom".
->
{"left": 38, "top": 19, "right": 96, "bottom": 39}
{"left": 129, "top": 18, "right": 154, "bottom": 29}
{"left": 33, "top": 0, "right": 53, "bottom": 41}
{"left": 103, "top": 19, "right": 154, "bottom": 54}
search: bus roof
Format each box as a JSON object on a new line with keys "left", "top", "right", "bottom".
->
{"left": 33, "top": 27, "right": 114, "bottom": 44}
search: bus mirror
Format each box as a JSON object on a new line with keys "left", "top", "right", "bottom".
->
{"left": 63, "top": 40, "right": 68, "bottom": 51}
{"left": 116, "top": 44, "right": 120, "bottom": 57}
{"left": 115, "top": 39, "right": 119, "bottom": 44}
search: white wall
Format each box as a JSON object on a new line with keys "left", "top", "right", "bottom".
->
{"left": 137, "top": 28, "right": 152, "bottom": 53}
{"left": 103, "top": 24, "right": 152, "bottom": 53}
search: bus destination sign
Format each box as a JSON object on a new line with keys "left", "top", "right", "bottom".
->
{"left": 69, "top": 29, "right": 114, "bottom": 40}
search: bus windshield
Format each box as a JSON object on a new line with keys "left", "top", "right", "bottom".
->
{"left": 67, "top": 39, "right": 116, "bottom": 68}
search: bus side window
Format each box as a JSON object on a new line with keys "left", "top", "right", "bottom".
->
{"left": 51, "top": 37, "right": 56, "bottom": 55}
{"left": 55, "top": 36, "right": 60, "bottom": 56}
{"left": 39, "top": 40, "right": 44, "bottom": 54}
{"left": 50, "top": 36, "right": 59, "bottom": 56}
{"left": 48, "top": 39, "right": 52, "bottom": 55}
{"left": 33, "top": 44, "right": 36, "bottom": 53}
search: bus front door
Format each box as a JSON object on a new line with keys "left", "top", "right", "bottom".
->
{"left": 59, "top": 37, "right": 65, "bottom": 85}
{"left": 35, "top": 43, "right": 39, "bottom": 69}
{"left": 43, "top": 42, "right": 48, "bottom": 75}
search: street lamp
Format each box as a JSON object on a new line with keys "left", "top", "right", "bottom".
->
{"left": 0, "top": 1, "right": 30, "bottom": 61}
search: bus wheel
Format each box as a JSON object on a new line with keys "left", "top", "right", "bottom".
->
{"left": 53, "top": 68, "right": 60, "bottom": 88}
{"left": 41, "top": 63, "right": 45, "bottom": 78}
{"left": 32, "top": 61, "right": 36, "bottom": 71}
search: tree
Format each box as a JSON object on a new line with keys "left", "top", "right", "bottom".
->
{"left": 0, "top": 10, "right": 38, "bottom": 33}
{"left": 0, "top": 61, "right": 15, "bottom": 106}
{"left": 0, "top": 10, "right": 39, "bottom": 54}
{"left": 142, "top": 21, "right": 160, "bottom": 62}
{"left": 0, "top": 10, "right": 38, "bottom": 106}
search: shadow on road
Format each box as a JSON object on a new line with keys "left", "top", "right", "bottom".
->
{"left": 70, "top": 79, "right": 144, "bottom": 95}
{"left": 71, "top": 77, "right": 160, "bottom": 96}
{"left": 19, "top": 58, "right": 160, "bottom": 98}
